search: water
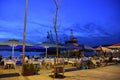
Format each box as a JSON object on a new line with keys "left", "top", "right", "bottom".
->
{"left": 84, "top": 52, "right": 96, "bottom": 56}
{"left": 0, "top": 51, "right": 44, "bottom": 58}
{"left": 0, "top": 51, "right": 96, "bottom": 58}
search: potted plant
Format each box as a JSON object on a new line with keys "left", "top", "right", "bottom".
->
{"left": 22, "top": 63, "right": 35, "bottom": 76}
{"left": 34, "top": 66, "right": 40, "bottom": 74}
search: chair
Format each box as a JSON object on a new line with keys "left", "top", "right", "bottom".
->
{"left": 51, "top": 58, "right": 65, "bottom": 78}
{"left": 45, "top": 61, "right": 53, "bottom": 70}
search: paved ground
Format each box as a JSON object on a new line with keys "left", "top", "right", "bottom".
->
{"left": 0, "top": 64, "right": 120, "bottom": 80}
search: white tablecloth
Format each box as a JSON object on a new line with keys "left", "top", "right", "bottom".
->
{"left": 4, "top": 60, "right": 16, "bottom": 69}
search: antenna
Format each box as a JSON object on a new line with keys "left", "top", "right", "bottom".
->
{"left": 63, "top": 34, "right": 67, "bottom": 44}
{"left": 50, "top": 30, "right": 55, "bottom": 43}
{"left": 46, "top": 32, "right": 51, "bottom": 43}
{"left": 70, "top": 29, "right": 74, "bottom": 39}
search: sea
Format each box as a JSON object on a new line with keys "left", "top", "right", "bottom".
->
{"left": 0, "top": 51, "right": 43, "bottom": 58}
{"left": 0, "top": 51, "right": 96, "bottom": 58}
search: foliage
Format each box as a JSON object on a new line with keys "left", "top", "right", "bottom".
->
{"left": 34, "top": 66, "right": 40, "bottom": 72}
{"left": 22, "top": 63, "right": 34, "bottom": 70}
{"left": 22, "top": 63, "right": 40, "bottom": 75}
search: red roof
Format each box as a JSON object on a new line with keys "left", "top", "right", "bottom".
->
{"left": 112, "top": 43, "right": 120, "bottom": 46}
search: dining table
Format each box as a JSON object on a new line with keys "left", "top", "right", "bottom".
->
{"left": 4, "top": 60, "right": 16, "bottom": 69}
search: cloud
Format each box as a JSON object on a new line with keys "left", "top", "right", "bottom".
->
{"left": 56, "top": 22, "right": 120, "bottom": 46}
{"left": 0, "top": 32, "right": 22, "bottom": 39}
{"left": 0, "top": 19, "right": 23, "bottom": 30}
{"left": 57, "top": 23, "right": 112, "bottom": 38}
{"left": 27, "top": 21, "right": 52, "bottom": 28}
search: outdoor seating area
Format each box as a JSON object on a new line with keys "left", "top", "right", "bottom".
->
{"left": 1, "top": 54, "right": 120, "bottom": 70}
{"left": 0, "top": 48, "right": 120, "bottom": 79}
{"left": 0, "top": 0, "right": 120, "bottom": 79}
{"left": 0, "top": 60, "right": 120, "bottom": 80}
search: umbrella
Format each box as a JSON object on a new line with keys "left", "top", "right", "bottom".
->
{"left": 0, "top": 39, "right": 32, "bottom": 59}
{"left": 96, "top": 46, "right": 111, "bottom": 52}
{"left": 37, "top": 42, "right": 64, "bottom": 58}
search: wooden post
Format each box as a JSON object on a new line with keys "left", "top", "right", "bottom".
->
{"left": 22, "top": 0, "right": 28, "bottom": 63}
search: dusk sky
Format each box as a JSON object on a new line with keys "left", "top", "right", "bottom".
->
{"left": 0, "top": 0, "right": 120, "bottom": 46}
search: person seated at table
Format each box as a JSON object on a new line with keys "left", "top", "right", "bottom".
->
{"left": 34, "top": 56, "right": 39, "bottom": 61}
{"left": 91, "top": 58, "right": 97, "bottom": 68}
{"left": 0, "top": 54, "right": 2, "bottom": 62}
{"left": 99, "top": 60, "right": 103, "bottom": 67}
{"left": 8, "top": 56, "right": 12, "bottom": 61}
{"left": 108, "top": 54, "right": 113, "bottom": 62}
{"left": 96, "top": 57, "right": 100, "bottom": 67}
{"left": 24, "top": 56, "right": 28, "bottom": 63}
{"left": 0, "top": 55, "right": 4, "bottom": 66}
{"left": 0, "top": 54, "right": 2, "bottom": 60}
{"left": 80, "top": 58, "right": 86, "bottom": 69}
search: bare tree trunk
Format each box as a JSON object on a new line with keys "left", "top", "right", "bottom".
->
{"left": 22, "top": 0, "right": 28, "bottom": 63}
{"left": 53, "top": 0, "right": 59, "bottom": 65}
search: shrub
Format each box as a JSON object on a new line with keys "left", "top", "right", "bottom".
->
{"left": 22, "top": 63, "right": 34, "bottom": 76}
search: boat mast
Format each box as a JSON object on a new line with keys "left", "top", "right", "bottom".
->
{"left": 50, "top": 30, "right": 54, "bottom": 44}
{"left": 70, "top": 29, "right": 74, "bottom": 40}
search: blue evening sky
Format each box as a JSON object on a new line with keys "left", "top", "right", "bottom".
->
{"left": 0, "top": 0, "right": 120, "bottom": 46}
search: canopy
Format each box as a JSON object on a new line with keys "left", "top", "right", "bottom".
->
{"left": 108, "top": 43, "right": 120, "bottom": 48}
{"left": 0, "top": 39, "right": 32, "bottom": 46}
{"left": 96, "top": 46, "right": 112, "bottom": 52}
{"left": 0, "top": 39, "right": 32, "bottom": 58}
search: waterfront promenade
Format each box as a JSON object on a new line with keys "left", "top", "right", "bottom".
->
{"left": 0, "top": 64, "right": 120, "bottom": 80}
